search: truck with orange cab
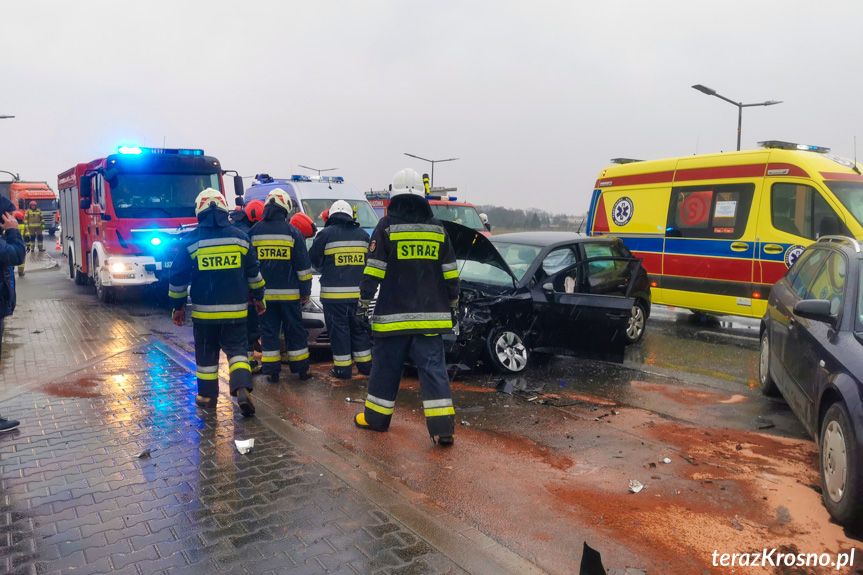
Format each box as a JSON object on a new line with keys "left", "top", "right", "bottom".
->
{"left": 588, "top": 141, "right": 863, "bottom": 319}
{"left": 2, "top": 181, "right": 60, "bottom": 236}
{"left": 58, "top": 146, "right": 244, "bottom": 302}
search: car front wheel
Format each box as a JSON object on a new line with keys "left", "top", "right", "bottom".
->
{"left": 820, "top": 401, "right": 862, "bottom": 527}
{"left": 624, "top": 301, "right": 646, "bottom": 345}
{"left": 485, "top": 328, "right": 529, "bottom": 373}
{"left": 759, "top": 331, "right": 780, "bottom": 397}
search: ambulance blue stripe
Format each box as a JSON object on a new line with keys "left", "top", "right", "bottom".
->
{"left": 664, "top": 238, "right": 754, "bottom": 259}
{"left": 617, "top": 236, "right": 664, "bottom": 254}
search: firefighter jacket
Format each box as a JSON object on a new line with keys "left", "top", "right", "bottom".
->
{"left": 308, "top": 213, "right": 370, "bottom": 301}
{"left": 168, "top": 207, "right": 265, "bottom": 323}
{"left": 248, "top": 216, "right": 312, "bottom": 302}
{"left": 25, "top": 209, "right": 44, "bottom": 229}
{"left": 359, "top": 194, "right": 460, "bottom": 337}
{"left": 230, "top": 209, "right": 253, "bottom": 235}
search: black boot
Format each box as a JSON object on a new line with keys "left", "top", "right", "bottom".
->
{"left": 237, "top": 388, "right": 255, "bottom": 417}
{"left": 195, "top": 395, "right": 217, "bottom": 408}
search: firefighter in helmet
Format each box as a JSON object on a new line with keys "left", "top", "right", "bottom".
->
{"left": 355, "top": 186, "right": 460, "bottom": 445}
{"left": 248, "top": 189, "right": 313, "bottom": 382}
{"left": 169, "top": 189, "right": 266, "bottom": 416}
{"left": 25, "top": 201, "right": 45, "bottom": 252}
{"left": 231, "top": 199, "right": 266, "bottom": 373}
{"left": 309, "top": 200, "right": 372, "bottom": 379}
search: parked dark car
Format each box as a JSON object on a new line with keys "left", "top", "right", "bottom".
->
{"left": 442, "top": 222, "right": 651, "bottom": 373}
{"left": 760, "top": 235, "right": 863, "bottom": 527}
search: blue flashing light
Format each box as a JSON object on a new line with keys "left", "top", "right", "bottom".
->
{"left": 117, "top": 146, "right": 204, "bottom": 156}
{"left": 331, "top": 176, "right": 344, "bottom": 183}
{"left": 118, "top": 146, "right": 143, "bottom": 155}
{"left": 291, "top": 175, "right": 311, "bottom": 182}
{"left": 150, "top": 237, "right": 162, "bottom": 246}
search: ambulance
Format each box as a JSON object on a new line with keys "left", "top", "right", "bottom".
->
{"left": 588, "top": 141, "right": 863, "bottom": 319}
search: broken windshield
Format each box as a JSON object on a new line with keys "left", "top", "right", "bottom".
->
{"left": 489, "top": 242, "right": 542, "bottom": 281}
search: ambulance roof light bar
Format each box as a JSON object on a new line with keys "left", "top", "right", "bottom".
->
{"left": 758, "top": 140, "right": 830, "bottom": 154}
{"left": 117, "top": 146, "right": 204, "bottom": 156}
{"left": 610, "top": 158, "right": 644, "bottom": 164}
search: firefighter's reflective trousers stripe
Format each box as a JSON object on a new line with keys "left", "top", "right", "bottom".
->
{"left": 363, "top": 335, "right": 454, "bottom": 437}
{"left": 322, "top": 300, "right": 372, "bottom": 378}
{"left": 260, "top": 301, "right": 309, "bottom": 376}
{"left": 193, "top": 322, "right": 251, "bottom": 398}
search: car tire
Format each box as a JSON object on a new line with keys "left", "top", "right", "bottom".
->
{"left": 759, "top": 331, "right": 781, "bottom": 397}
{"left": 485, "top": 328, "right": 529, "bottom": 374}
{"left": 624, "top": 300, "right": 647, "bottom": 345}
{"left": 93, "top": 255, "right": 115, "bottom": 304}
{"left": 820, "top": 401, "right": 863, "bottom": 527}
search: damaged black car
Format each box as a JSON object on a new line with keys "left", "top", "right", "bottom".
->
{"left": 442, "top": 222, "right": 651, "bottom": 373}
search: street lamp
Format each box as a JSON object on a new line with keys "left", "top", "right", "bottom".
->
{"left": 0, "top": 115, "right": 14, "bottom": 120}
{"left": 403, "top": 153, "right": 458, "bottom": 188}
{"left": 298, "top": 165, "right": 338, "bottom": 177}
{"left": 0, "top": 170, "right": 19, "bottom": 181}
{"left": 691, "top": 84, "right": 782, "bottom": 151}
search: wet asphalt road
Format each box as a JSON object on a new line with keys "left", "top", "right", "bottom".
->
{"left": 25, "top": 254, "right": 837, "bottom": 574}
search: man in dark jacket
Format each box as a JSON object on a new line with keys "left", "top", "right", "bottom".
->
{"left": 354, "top": 189, "right": 460, "bottom": 445}
{"left": 170, "top": 189, "right": 266, "bottom": 417}
{"left": 309, "top": 200, "right": 372, "bottom": 379}
{"left": 248, "top": 189, "right": 313, "bottom": 382}
{"left": 231, "top": 200, "right": 265, "bottom": 374}
{"left": 0, "top": 196, "right": 26, "bottom": 432}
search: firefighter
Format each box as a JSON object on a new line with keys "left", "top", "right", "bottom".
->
{"left": 14, "top": 211, "right": 26, "bottom": 276}
{"left": 290, "top": 212, "right": 317, "bottom": 239}
{"left": 169, "top": 189, "right": 266, "bottom": 417}
{"left": 480, "top": 213, "right": 491, "bottom": 232}
{"left": 230, "top": 199, "right": 266, "bottom": 373}
{"left": 25, "top": 201, "right": 45, "bottom": 252}
{"left": 309, "top": 200, "right": 372, "bottom": 379}
{"left": 248, "top": 189, "right": 313, "bottom": 382}
{"left": 354, "top": 187, "right": 460, "bottom": 445}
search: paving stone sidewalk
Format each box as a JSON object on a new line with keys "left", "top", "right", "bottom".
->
{"left": 0, "top": 345, "right": 467, "bottom": 575}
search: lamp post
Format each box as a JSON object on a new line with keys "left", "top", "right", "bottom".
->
{"left": 298, "top": 165, "right": 338, "bottom": 177}
{"left": 0, "top": 170, "right": 19, "bottom": 181}
{"left": 691, "top": 85, "right": 782, "bottom": 151}
{"left": 0, "top": 115, "right": 14, "bottom": 120}
{"left": 403, "top": 153, "right": 458, "bottom": 188}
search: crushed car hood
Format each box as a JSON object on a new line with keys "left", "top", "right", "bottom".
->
{"left": 441, "top": 220, "right": 518, "bottom": 284}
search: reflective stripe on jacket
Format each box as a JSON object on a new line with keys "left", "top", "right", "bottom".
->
{"left": 248, "top": 219, "right": 312, "bottom": 298}
{"left": 309, "top": 215, "right": 370, "bottom": 301}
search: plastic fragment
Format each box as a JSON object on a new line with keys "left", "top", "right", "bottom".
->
{"left": 235, "top": 439, "right": 255, "bottom": 454}
{"left": 629, "top": 479, "right": 644, "bottom": 493}
{"left": 135, "top": 449, "right": 151, "bottom": 459}
{"left": 661, "top": 457, "right": 672, "bottom": 464}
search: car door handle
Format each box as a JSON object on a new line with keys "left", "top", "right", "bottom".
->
{"left": 763, "top": 244, "right": 784, "bottom": 254}
{"left": 730, "top": 242, "right": 749, "bottom": 252}
{"left": 606, "top": 312, "right": 627, "bottom": 320}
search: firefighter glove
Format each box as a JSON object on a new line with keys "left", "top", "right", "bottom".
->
{"left": 357, "top": 299, "right": 370, "bottom": 316}
{"left": 172, "top": 307, "right": 186, "bottom": 326}
{"left": 254, "top": 299, "right": 267, "bottom": 316}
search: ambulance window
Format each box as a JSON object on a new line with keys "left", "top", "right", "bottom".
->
{"left": 771, "top": 184, "right": 848, "bottom": 240}
{"left": 666, "top": 183, "right": 754, "bottom": 239}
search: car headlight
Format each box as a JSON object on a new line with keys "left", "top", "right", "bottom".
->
{"left": 303, "top": 297, "right": 324, "bottom": 313}
{"left": 110, "top": 262, "right": 131, "bottom": 273}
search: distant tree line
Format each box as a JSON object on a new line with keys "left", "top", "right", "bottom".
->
{"left": 474, "top": 205, "right": 587, "bottom": 232}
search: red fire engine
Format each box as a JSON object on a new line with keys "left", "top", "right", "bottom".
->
{"left": 58, "top": 146, "right": 244, "bottom": 303}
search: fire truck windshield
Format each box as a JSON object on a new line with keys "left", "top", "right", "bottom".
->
{"left": 110, "top": 173, "right": 222, "bottom": 218}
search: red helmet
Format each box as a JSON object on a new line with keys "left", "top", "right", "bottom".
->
{"left": 244, "top": 199, "right": 265, "bottom": 222}
{"left": 13, "top": 210, "right": 24, "bottom": 221}
{"left": 29, "top": 201, "right": 37, "bottom": 209}
{"left": 290, "top": 212, "right": 316, "bottom": 238}
{"left": 320, "top": 209, "right": 329, "bottom": 223}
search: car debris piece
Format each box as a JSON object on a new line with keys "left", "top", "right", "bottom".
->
{"left": 134, "top": 449, "right": 151, "bottom": 459}
{"left": 460, "top": 420, "right": 471, "bottom": 426}
{"left": 611, "top": 410, "right": 620, "bottom": 415}
{"left": 628, "top": 480, "right": 644, "bottom": 493}
{"left": 661, "top": 457, "right": 671, "bottom": 464}
{"left": 234, "top": 439, "right": 255, "bottom": 454}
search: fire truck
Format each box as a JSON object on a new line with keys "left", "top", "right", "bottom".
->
{"left": 58, "top": 146, "right": 244, "bottom": 303}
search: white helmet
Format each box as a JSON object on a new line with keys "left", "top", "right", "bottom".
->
{"left": 329, "top": 199, "right": 353, "bottom": 218}
{"left": 390, "top": 168, "right": 425, "bottom": 196}
{"left": 479, "top": 213, "right": 489, "bottom": 224}
{"left": 266, "top": 188, "right": 293, "bottom": 212}
{"left": 194, "top": 188, "right": 229, "bottom": 217}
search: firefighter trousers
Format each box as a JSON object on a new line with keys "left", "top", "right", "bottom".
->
{"left": 323, "top": 300, "right": 372, "bottom": 378}
{"left": 245, "top": 304, "right": 260, "bottom": 362}
{"left": 362, "top": 335, "right": 455, "bottom": 438}
{"left": 260, "top": 301, "right": 309, "bottom": 376}
{"left": 27, "top": 227, "right": 43, "bottom": 250}
{"left": 193, "top": 322, "right": 252, "bottom": 399}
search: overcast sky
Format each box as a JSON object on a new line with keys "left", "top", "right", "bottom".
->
{"left": 2, "top": 1, "right": 862, "bottom": 215}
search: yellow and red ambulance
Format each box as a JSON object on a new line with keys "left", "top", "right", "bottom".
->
{"left": 588, "top": 141, "right": 863, "bottom": 319}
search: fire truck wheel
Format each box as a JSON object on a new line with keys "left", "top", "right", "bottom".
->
{"left": 68, "top": 251, "right": 75, "bottom": 280}
{"left": 93, "top": 256, "right": 115, "bottom": 304}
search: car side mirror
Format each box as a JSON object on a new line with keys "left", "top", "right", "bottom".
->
{"left": 793, "top": 299, "right": 834, "bottom": 324}
{"left": 542, "top": 282, "right": 554, "bottom": 292}
{"left": 234, "top": 175, "right": 244, "bottom": 197}
{"left": 79, "top": 198, "right": 92, "bottom": 210}
{"left": 103, "top": 168, "right": 119, "bottom": 189}
{"left": 79, "top": 175, "right": 93, "bottom": 199}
